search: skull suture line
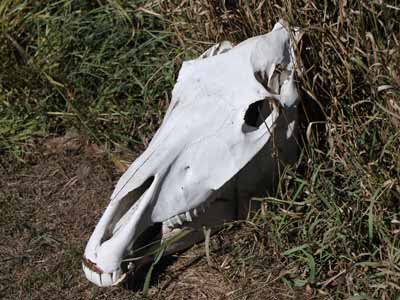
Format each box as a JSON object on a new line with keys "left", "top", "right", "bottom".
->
{"left": 83, "top": 21, "right": 301, "bottom": 287}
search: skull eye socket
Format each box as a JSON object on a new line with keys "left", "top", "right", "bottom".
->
{"left": 243, "top": 99, "right": 273, "bottom": 132}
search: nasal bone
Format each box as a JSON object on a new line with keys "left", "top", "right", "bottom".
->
{"left": 84, "top": 175, "right": 160, "bottom": 273}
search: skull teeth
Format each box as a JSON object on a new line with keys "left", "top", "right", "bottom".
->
{"left": 193, "top": 208, "right": 199, "bottom": 217}
{"left": 82, "top": 261, "right": 125, "bottom": 287}
{"left": 175, "top": 215, "right": 183, "bottom": 225}
{"left": 164, "top": 199, "right": 213, "bottom": 228}
{"left": 166, "top": 219, "right": 174, "bottom": 227}
{"left": 185, "top": 211, "right": 192, "bottom": 222}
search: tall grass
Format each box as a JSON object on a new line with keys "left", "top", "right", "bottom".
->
{"left": 0, "top": 0, "right": 181, "bottom": 157}
{"left": 1, "top": 0, "right": 399, "bottom": 298}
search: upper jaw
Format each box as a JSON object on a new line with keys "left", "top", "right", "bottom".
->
{"left": 82, "top": 174, "right": 218, "bottom": 287}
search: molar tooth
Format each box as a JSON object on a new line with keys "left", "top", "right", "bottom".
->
{"left": 193, "top": 208, "right": 199, "bottom": 217}
{"left": 166, "top": 218, "right": 174, "bottom": 228}
{"left": 185, "top": 211, "right": 192, "bottom": 222}
{"left": 180, "top": 213, "right": 187, "bottom": 222}
{"left": 175, "top": 215, "right": 183, "bottom": 225}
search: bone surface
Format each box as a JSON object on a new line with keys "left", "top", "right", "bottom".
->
{"left": 83, "top": 21, "right": 300, "bottom": 287}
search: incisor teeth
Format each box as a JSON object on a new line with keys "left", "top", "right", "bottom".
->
{"left": 112, "top": 270, "right": 119, "bottom": 282}
{"left": 83, "top": 262, "right": 126, "bottom": 287}
{"left": 101, "top": 273, "right": 113, "bottom": 286}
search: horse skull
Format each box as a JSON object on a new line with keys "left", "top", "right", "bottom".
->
{"left": 83, "top": 21, "right": 300, "bottom": 287}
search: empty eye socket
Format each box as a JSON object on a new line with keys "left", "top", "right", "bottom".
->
{"left": 244, "top": 100, "right": 264, "bottom": 127}
{"left": 243, "top": 99, "right": 273, "bottom": 130}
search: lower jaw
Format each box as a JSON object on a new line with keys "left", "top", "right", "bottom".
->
{"left": 83, "top": 198, "right": 237, "bottom": 287}
{"left": 82, "top": 223, "right": 211, "bottom": 287}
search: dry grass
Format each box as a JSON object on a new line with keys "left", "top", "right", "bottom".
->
{"left": 1, "top": 0, "right": 399, "bottom": 299}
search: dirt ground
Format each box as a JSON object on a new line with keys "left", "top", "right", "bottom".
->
{"left": 0, "top": 135, "right": 311, "bottom": 300}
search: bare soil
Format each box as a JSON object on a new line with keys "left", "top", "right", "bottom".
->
{"left": 0, "top": 135, "right": 310, "bottom": 300}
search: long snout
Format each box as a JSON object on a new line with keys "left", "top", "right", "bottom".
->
{"left": 83, "top": 175, "right": 160, "bottom": 286}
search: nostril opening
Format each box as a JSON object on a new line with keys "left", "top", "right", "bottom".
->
{"left": 100, "top": 176, "right": 155, "bottom": 244}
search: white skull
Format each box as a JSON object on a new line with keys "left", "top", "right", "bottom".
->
{"left": 83, "top": 21, "right": 300, "bottom": 287}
